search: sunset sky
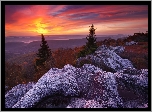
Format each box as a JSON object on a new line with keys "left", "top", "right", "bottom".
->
{"left": 5, "top": 5, "right": 148, "bottom": 36}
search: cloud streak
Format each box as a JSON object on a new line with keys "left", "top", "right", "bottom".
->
{"left": 5, "top": 5, "right": 148, "bottom": 36}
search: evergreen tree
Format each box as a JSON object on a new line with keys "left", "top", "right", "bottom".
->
{"left": 36, "top": 34, "right": 52, "bottom": 66}
{"left": 77, "top": 24, "right": 98, "bottom": 58}
{"left": 85, "top": 24, "right": 98, "bottom": 53}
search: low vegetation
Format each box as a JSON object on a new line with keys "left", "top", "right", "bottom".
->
{"left": 118, "top": 42, "right": 148, "bottom": 69}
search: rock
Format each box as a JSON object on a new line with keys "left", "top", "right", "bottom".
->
{"left": 67, "top": 98, "right": 103, "bottom": 108}
{"left": 115, "top": 69, "right": 148, "bottom": 88}
{"left": 66, "top": 98, "right": 87, "bottom": 108}
{"left": 120, "top": 67, "right": 140, "bottom": 75}
{"left": 96, "top": 45, "right": 124, "bottom": 53}
{"left": 66, "top": 70, "right": 124, "bottom": 108}
{"left": 12, "top": 65, "right": 80, "bottom": 108}
{"left": 5, "top": 82, "right": 35, "bottom": 108}
{"left": 123, "top": 100, "right": 148, "bottom": 108}
{"left": 100, "top": 72, "right": 123, "bottom": 108}
{"left": 109, "top": 46, "right": 125, "bottom": 53}
{"left": 115, "top": 69, "right": 148, "bottom": 103}
{"left": 83, "top": 100, "right": 102, "bottom": 108}
{"left": 125, "top": 41, "right": 138, "bottom": 46}
{"left": 77, "top": 45, "right": 134, "bottom": 72}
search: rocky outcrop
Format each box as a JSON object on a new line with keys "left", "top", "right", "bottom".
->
{"left": 12, "top": 65, "right": 80, "bottom": 108}
{"left": 77, "top": 45, "right": 134, "bottom": 72}
{"left": 108, "top": 46, "right": 125, "bottom": 53}
{"left": 5, "top": 82, "right": 35, "bottom": 108}
{"left": 125, "top": 41, "right": 138, "bottom": 46}
{"left": 115, "top": 68, "right": 148, "bottom": 102}
{"left": 5, "top": 64, "right": 148, "bottom": 108}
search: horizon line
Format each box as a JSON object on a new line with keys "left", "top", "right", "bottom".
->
{"left": 5, "top": 34, "right": 130, "bottom": 37}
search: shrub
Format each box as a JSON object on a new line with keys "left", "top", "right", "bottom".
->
{"left": 118, "top": 51, "right": 148, "bottom": 69}
{"left": 52, "top": 48, "right": 77, "bottom": 68}
{"left": 130, "top": 57, "right": 148, "bottom": 69}
{"left": 32, "top": 65, "right": 48, "bottom": 82}
{"left": 5, "top": 62, "right": 28, "bottom": 92}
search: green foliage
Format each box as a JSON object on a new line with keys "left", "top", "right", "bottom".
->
{"left": 77, "top": 24, "right": 98, "bottom": 58}
{"left": 85, "top": 24, "right": 98, "bottom": 52}
{"left": 36, "top": 34, "right": 54, "bottom": 67}
{"left": 77, "top": 48, "right": 87, "bottom": 58}
{"left": 43, "top": 55, "right": 56, "bottom": 71}
{"left": 33, "top": 34, "right": 55, "bottom": 79}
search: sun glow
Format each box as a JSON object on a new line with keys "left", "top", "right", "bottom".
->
{"left": 34, "top": 20, "right": 48, "bottom": 34}
{"left": 36, "top": 28, "right": 48, "bottom": 34}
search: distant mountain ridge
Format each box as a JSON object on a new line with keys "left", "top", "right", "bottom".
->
{"left": 5, "top": 37, "right": 119, "bottom": 56}
{"left": 5, "top": 34, "right": 127, "bottom": 43}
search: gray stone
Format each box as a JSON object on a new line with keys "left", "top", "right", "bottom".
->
{"left": 77, "top": 45, "right": 133, "bottom": 72}
{"left": 125, "top": 41, "right": 138, "bottom": 46}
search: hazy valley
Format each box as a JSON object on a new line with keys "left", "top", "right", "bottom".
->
{"left": 5, "top": 35, "right": 125, "bottom": 61}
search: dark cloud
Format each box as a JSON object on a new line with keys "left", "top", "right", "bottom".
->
{"left": 53, "top": 5, "right": 148, "bottom": 23}
{"left": 64, "top": 5, "right": 86, "bottom": 11}
{"left": 66, "top": 13, "right": 99, "bottom": 20}
{"left": 50, "top": 5, "right": 88, "bottom": 16}
{"left": 98, "top": 10, "right": 148, "bottom": 22}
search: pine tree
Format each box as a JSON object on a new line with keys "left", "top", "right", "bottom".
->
{"left": 36, "top": 34, "right": 52, "bottom": 66}
{"left": 77, "top": 24, "right": 98, "bottom": 58}
{"left": 85, "top": 24, "right": 98, "bottom": 53}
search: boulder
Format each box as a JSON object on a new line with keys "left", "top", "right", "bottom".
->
{"left": 5, "top": 82, "right": 35, "bottom": 108}
{"left": 77, "top": 45, "right": 133, "bottom": 72}
{"left": 12, "top": 65, "right": 80, "bottom": 108}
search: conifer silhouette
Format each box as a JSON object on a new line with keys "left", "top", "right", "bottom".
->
{"left": 77, "top": 24, "right": 98, "bottom": 58}
{"left": 36, "top": 34, "right": 53, "bottom": 66}
{"left": 85, "top": 24, "right": 98, "bottom": 53}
